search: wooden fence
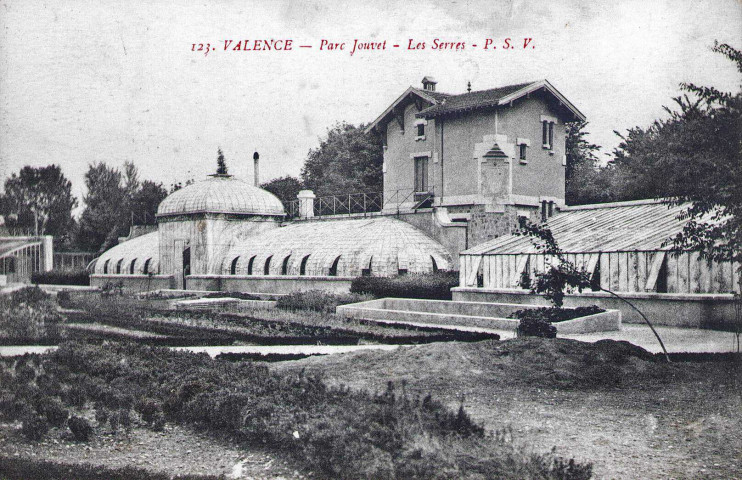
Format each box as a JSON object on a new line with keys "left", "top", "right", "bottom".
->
{"left": 460, "top": 251, "right": 740, "bottom": 294}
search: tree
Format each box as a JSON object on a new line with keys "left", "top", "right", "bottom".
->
{"left": 131, "top": 180, "right": 168, "bottom": 225}
{"left": 261, "top": 176, "right": 303, "bottom": 211}
{"left": 77, "top": 163, "right": 128, "bottom": 252}
{"left": 564, "top": 122, "right": 611, "bottom": 205}
{"left": 301, "top": 122, "right": 383, "bottom": 196}
{"left": 0, "top": 165, "right": 77, "bottom": 243}
{"left": 216, "top": 148, "right": 228, "bottom": 175}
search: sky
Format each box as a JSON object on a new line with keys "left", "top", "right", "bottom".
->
{"left": 1, "top": 0, "right": 740, "bottom": 215}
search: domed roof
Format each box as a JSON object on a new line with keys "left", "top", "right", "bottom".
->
{"left": 157, "top": 175, "right": 285, "bottom": 217}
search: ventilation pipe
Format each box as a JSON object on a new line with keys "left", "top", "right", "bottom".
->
{"left": 253, "top": 151, "right": 260, "bottom": 187}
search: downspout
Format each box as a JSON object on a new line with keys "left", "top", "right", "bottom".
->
{"left": 440, "top": 117, "right": 444, "bottom": 203}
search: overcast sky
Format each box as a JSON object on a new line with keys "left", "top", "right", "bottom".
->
{"left": 1, "top": 0, "right": 740, "bottom": 213}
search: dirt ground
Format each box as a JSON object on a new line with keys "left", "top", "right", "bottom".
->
{"left": 1, "top": 338, "right": 739, "bottom": 479}
{"left": 0, "top": 421, "right": 303, "bottom": 479}
{"left": 275, "top": 338, "right": 742, "bottom": 480}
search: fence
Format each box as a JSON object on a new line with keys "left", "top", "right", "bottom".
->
{"left": 287, "top": 187, "right": 435, "bottom": 218}
{"left": 54, "top": 252, "right": 97, "bottom": 271}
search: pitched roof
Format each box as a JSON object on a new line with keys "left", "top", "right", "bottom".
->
{"left": 418, "top": 82, "right": 534, "bottom": 117}
{"left": 365, "top": 86, "right": 450, "bottom": 133}
{"left": 418, "top": 80, "right": 585, "bottom": 121}
{"left": 462, "top": 199, "right": 689, "bottom": 255}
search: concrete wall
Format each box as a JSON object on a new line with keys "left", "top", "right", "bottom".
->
{"left": 90, "top": 274, "right": 175, "bottom": 292}
{"left": 186, "top": 275, "right": 353, "bottom": 294}
{"left": 451, "top": 287, "right": 737, "bottom": 328}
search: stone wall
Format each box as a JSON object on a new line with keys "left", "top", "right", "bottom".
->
{"left": 467, "top": 209, "right": 518, "bottom": 248}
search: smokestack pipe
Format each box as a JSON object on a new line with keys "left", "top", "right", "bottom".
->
{"left": 253, "top": 151, "right": 260, "bottom": 187}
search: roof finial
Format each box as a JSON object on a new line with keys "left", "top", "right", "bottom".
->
{"left": 467, "top": 81, "right": 471, "bottom": 93}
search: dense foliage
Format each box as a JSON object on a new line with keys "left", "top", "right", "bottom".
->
{"left": 77, "top": 162, "right": 167, "bottom": 252}
{"left": 31, "top": 269, "right": 90, "bottom": 286}
{"left": 275, "top": 290, "right": 371, "bottom": 313}
{"left": 0, "top": 287, "right": 64, "bottom": 344}
{"left": 0, "top": 342, "right": 591, "bottom": 479}
{"left": 0, "top": 165, "right": 77, "bottom": 246}
{"left": 510, "top": 306, "right": 605, "bottom": 324}
{"left": 301, "top": 122, "right": 383, "bottom": 196}
{"left": 351, "top": 271, "right": 459, "bottom": 300}
{"left": 261, "top": 175, "right": 304, "bottom": 211}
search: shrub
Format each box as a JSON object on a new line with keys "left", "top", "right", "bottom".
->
{"left": 202, "top": 291, "right": 259, "bottom": 300}
{"left": 516, "top": 316, "right": 557, "bottom": 339}
{"left": 32, "top": 269, "right": 90, "bottom": 286}
{"left": 276, "top": 290, "right": 371, "bottom": 313}
{"left": 95, "top": 406, "right": 109, "bottom": 425}
{"left": 509, "top": 306, "right": 605, "bottom": 328}
{"left": 0, "top": 287, "right": 63, "bottom": 343}
{"left": 68, "top": 415, "right": 93, "bottom": 441}
{"left": 21, "top": 414, "right": 49, "bottom": 441}
{"left": 37, "top": 397, "right": 69, "bottom": 427}
{"left": 350, "top": 271, "right": 459, "bottom": 300}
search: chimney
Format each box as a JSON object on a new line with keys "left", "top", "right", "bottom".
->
{"left": 421, "top": 76, "right": 437, "bottom": 92}
{"left": 253, "top": 151, "right": 260, "bottom": 187}
{"left": 297, "top": 190, "right": 316, "bottom": 219}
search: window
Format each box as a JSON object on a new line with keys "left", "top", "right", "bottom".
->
{"left": 431, "top": 256, "right": 439, "bottom": 273}
{"left": 328, "top": 256, "right": 341, "bottom": 276}
{"left": 414, "top": 156, "right": 428, "bottom": 192}
{"left": 143, "top": 258, "right": 151, "bottom": 275}
{"left": 361, "top": 257, "right": 373, "bottom": 277}
{"left": 103, "top": 259, "right": 110, "bottom": 274}
{"left": 281, "top": 255, "right": 291, "bottom": 275}
{"left": 264, "top": 255, "right": 273, "bottom": 275}
{"left": 230, "top": 257, "right": 239, "bottom": 275}
{"left": 129, "top": 259, "right": 136, "bottom": 274}
{"left": 542, "top": 121, "right": 554, "bottom": 149}
{"left": 519, "top": 143, "right": 527, "bottom": 161}
{"left": 116, "top": 259, "right": 123, "bottom": 274}
{"left": 299, "top": 255, "right": 310, "bottom": 276}
{"left": 417, "top": 123, "right": 425, "bottom": 137}
{"left": 247, "top": 255, "right": 256, "bottom": 275}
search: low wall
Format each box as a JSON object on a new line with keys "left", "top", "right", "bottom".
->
{"left": 186, "top": 275, "right": 353, "bottom": 294}
{"left": 90, "top": 274, "right": 175, "bottom": 292}
{"left": 451, "top": 287, "right": 737, "bottom": 328}
{"left": 337, "top": 298, "right": 621, "bottom": 334}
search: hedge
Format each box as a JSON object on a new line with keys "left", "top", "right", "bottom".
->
{"left": 31, "top": 269, "right": 90, "bottom": 286}
{"left": 350, "top": 271, "right": 459, "bottom": 300}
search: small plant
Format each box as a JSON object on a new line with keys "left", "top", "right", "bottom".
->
{"left": 21, "top": 414, "right": 49, "bottom": 441}
{"left": 68, "top": 415, "right": 93, "bottom": 442}
{"left": 37, "top": 397, "right": 69, "bottom": 427}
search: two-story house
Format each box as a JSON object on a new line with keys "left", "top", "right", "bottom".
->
{"left": 366, "top": 77, "right": 585, "bottom": 221}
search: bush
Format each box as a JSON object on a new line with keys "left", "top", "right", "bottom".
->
{"left": 68, "top": 415, "right": 93, "bottom": 441}
{"left": 516, "top": 316, "right": 557, "bottom": 339}
{"left": 0, "top": 287, "right": 63, "bottom": 343}
{"left": 21, "top": 414, "right": 49, "bottom": 441}
{"left": 350, "top": 271, "right": 459, "bottom": 300}
{"left": 37, "top": 397, "right": 69, "bottom": 427}
{"left": 32, "top": 269, "right": 90, "bottom": 286}
{"left": 276, "top": 290, "right": 371, "bottom": 313}
{"left": 201, "top": 291, "right": 259, "bottom": 300}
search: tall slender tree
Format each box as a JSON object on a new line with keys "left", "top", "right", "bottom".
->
{"left": 216, "top": 148, "right": 229, "bottom": 175}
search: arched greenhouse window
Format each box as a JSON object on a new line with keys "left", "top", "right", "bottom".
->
{"left": 247, "top": 255, "right": 256, "bottom": 275}
{"left": 143, "top": 258, "right": 152, "bottom": 275}
{"left": 230, "top": 257, "right": 240, "bottom": 275}
{"left": 264, "top": 255, "right": 273, "bottom": 275}
{"left": 281, "top": 255, "right": 291, "bottom": 275}
{"left": 431, "top": 256, "right": 438, "bottom": 273}
{"left": 361, "top": 257, "right": 373, "bottom": 277}
{"left": 103, "top": 259, "right": 110, "bottom": 274}
{"left": 116, "top": 259, "right": 123, "bottom": 274}
{"left": 129, "top": 259, "right": 137, "bottom": 274}
{"left": 299, "top": 255, "right": 310, "bottom": 276}
{"left": 328, "top": 256, "right": 341, "bottom": 277}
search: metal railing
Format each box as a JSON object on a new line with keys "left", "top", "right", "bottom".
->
{"left": 287, "top": 187, "right": 435, "bottom": 219}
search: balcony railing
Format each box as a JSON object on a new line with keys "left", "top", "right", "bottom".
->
{"left": 287, "top": 187, "right": 435, "bottom": 219}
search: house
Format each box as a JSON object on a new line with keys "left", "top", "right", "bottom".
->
{"left": 366, "top": 77, "right": 585, "bottom": 221}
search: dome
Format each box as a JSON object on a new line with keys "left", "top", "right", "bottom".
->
{"left": 157, "top": 175, "right": 285, "bottom": 218}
